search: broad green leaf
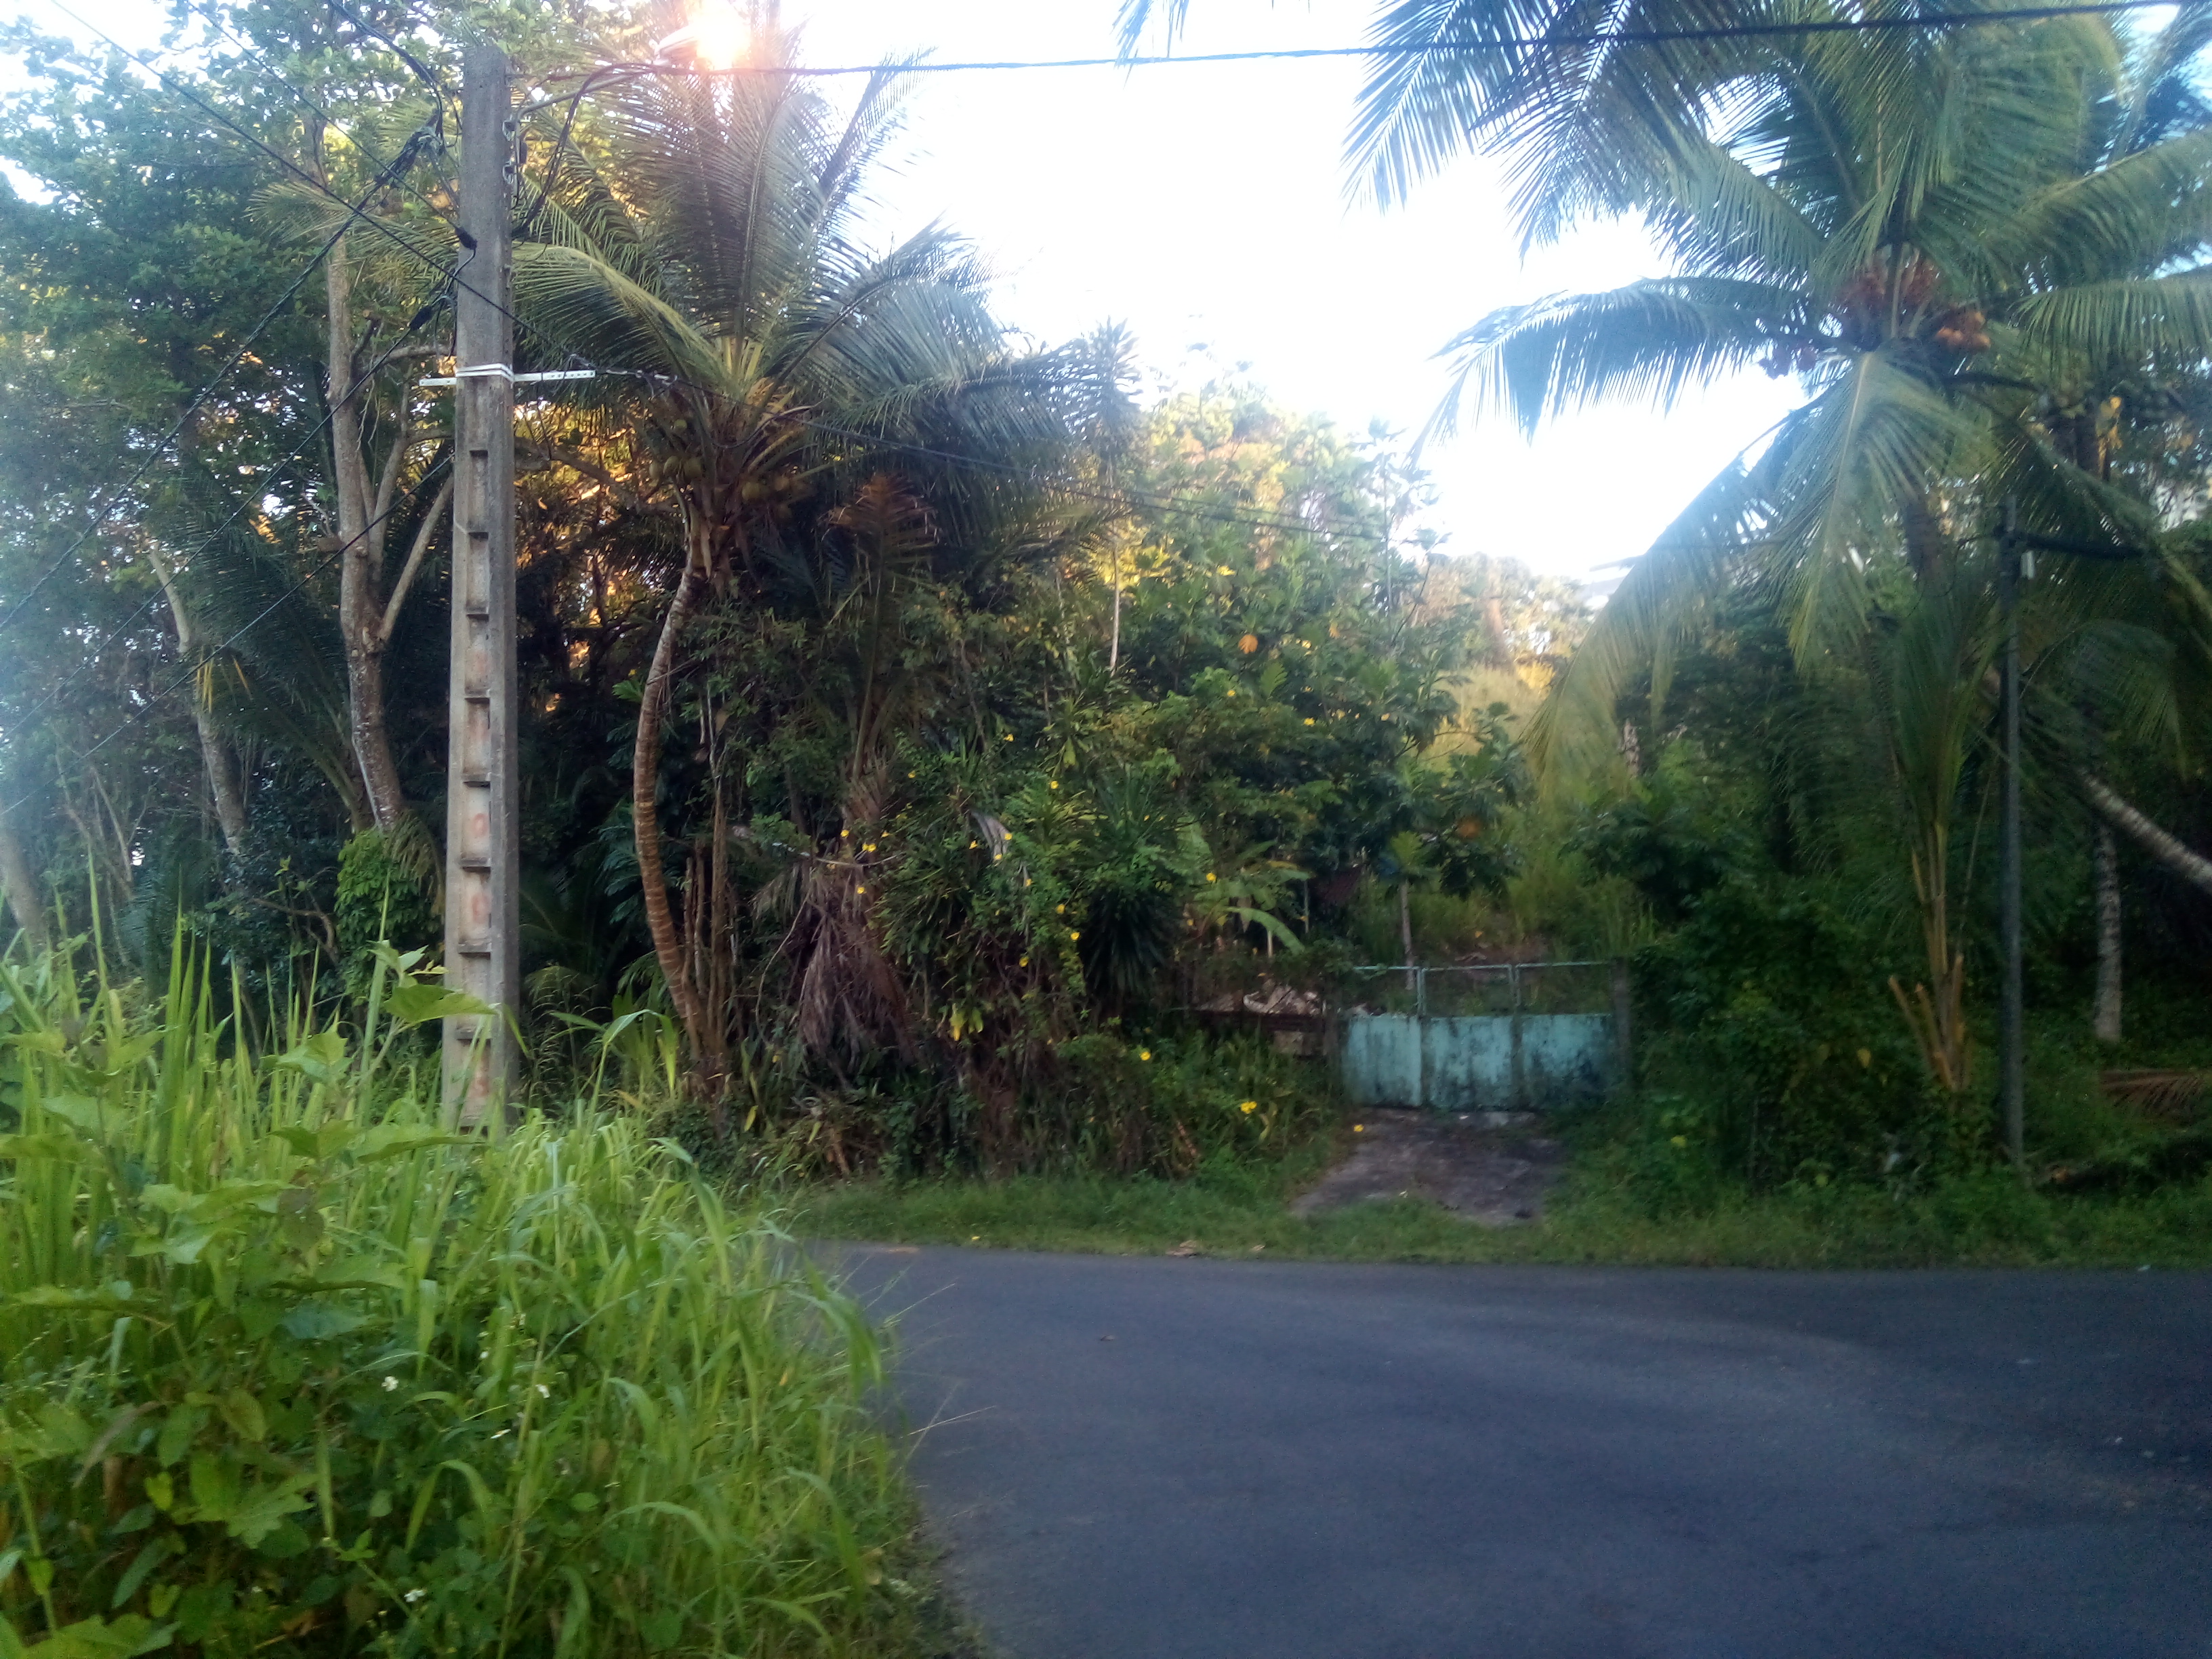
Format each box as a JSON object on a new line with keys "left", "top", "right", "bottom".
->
{"left": 214, "top": 1389, "right": 266, "bottom": 1444}
{"left": 10, "top": 1614, "right": 173, "bottom": 1659}
{"left": 274, "top": 1124, "right": 357, "bottom": 1160}
{"left": 16, "top": 1282, "right": 139, "bottom": 1312}
{"left": 39, "top": 1094, "right": 123, "bottom": 1141}
{"left": 271, "top": 1031, "right": 348, "bottom": 1086}
{"left": 279, "top": 1301, "right": 367, "bottom": 1340}
{"left": 352, "top": 1124, "right": 474, "bottom": 1162}
{"left": 0, "top": 1134, "right": 100, "bottom": 1165}
{"left": 383, "top": 983, "right": 492, "bottom": 1029}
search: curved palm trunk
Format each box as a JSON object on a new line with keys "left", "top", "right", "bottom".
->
{"left": 632, "top": 529, "right": 716, "bottom": 1084}
{"left": 2082, "top": 774, "right": 2212, "bottom": 898}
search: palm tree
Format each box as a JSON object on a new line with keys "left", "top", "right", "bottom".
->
{"left": 513, "top": 42, "right": 1098, "bottom": 1084}
{"left": 1328, "top": 7, "right": 2212, "bottom": 751}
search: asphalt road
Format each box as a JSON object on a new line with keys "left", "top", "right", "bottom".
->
{"left": 829, "top": 1247, "right": 2212, "bottom": 1659}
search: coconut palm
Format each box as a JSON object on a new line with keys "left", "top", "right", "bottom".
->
{"left": 1350, "top": 5, "right": 2212, "bottom": 758}
{"left": 511, "top": 38, "right": 1099, "bottom": 1083}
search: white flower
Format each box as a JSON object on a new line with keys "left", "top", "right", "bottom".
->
{"left": 535, "top": 1383, "right": 550, "bottom": 1398}
{"left": 404, "top": 1589, "right": 426, "bottom": 1604}
{"left": 382, "top": 1375, "right": 399, "bottom": 1392}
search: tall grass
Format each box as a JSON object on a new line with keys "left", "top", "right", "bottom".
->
{"left": 0, "top": 942, "right": 922, "bottom": 1658}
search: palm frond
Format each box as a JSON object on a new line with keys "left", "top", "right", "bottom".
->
{"left": 1432, "top": 276, "right": 1807, "bottom": 438}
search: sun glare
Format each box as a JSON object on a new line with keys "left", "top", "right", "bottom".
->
{"left": 656, "top": 5, "right": 751, "bottom": 70}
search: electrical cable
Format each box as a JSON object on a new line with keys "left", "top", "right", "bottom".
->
{"left": 45, "top": 2, "right": 512, "bottom": 356}
{"left": 3, "top": 450, "right": 455, "bottom": 824}
{"left": 60, "top": 453, "right": 456, "bottom": 787}
{"left": 6, "top": 315, "right": 451, "bottom": 743}
{"left": 544, "top": 1, "right": 2175, "bottom": 83}
{"left": 177, "top": 0, "right": 459, "bottom": 230}
{"left": 22, "top": 0, "right": 1954, "bottom": 782}
{"left": 0, "top": 141, "right": 431, "bottom": 641}
{"left": 324, "top": 0, "right": 449, "bottom": 112}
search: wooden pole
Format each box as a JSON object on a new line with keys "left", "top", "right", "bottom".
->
{"left": 443, "top": 41, "right": 519, "bottom": 1123}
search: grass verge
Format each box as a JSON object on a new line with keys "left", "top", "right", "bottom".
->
{"left": 0, "top": 942, "right": 970, "bottom": 1658}
{"left": 799, "top": 1123, "right": 2212, "bottom": 1269}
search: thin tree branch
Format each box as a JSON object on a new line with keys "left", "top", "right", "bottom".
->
{"left": 379, "top": 474, "right": 455, "bottom": 646}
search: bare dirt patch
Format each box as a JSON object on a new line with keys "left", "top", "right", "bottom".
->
{"left": 1290, "top": 1107, "right": 1567, "bottom": 1227}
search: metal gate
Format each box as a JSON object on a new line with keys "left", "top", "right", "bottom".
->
{"left": 1338, "top": 961, "right": 1631, "bottom": 1111}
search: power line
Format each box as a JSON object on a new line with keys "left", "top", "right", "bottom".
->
{"left": 43, "top": 7, "right": 1414, "bottom": 557}
{"left": 46, "top": 2, "right": 499, "bottom": 345}
{"left": 7, "top": 450, "right": 453, "bottom": 823}
{"left": 7, "top": 316, "right": 450, "bottom": 748}
{"left": 546, "top": 2, "right": 2173, "bottom": 83}
{"left": 0, "top": 211, "right": 361, "bottom": 640}
{"left": 176, "top": 0, "right": 459, "bottom": 230}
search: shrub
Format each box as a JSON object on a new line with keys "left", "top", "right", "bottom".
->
{"left": 0, "top": 947, "right": 911, "bottom": 1659}
{"left": 1631, "top": 878, "right": 1954, "bottom": 1188}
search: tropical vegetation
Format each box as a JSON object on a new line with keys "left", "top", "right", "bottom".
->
{"left": 7, "top": 0, "right": 2212, "bottom": 1651}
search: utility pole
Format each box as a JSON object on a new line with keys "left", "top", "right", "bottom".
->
{"left": 443, "top": 41, "right": 519, "bottom": 1124}
{"left": 1998, "top": 497, "right": 2025, "bottom": 1169}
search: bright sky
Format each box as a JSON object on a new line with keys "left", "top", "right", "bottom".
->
{"left": 16, "top": 0, "right": 1807, "bottom": 582}
{"left": 779, "top": 0, "right": 1807, "bottom": 581}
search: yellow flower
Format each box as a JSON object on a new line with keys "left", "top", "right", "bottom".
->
{"left": 1216, "top": 565, "right": 1234, "bottom": 575}
{"left": 1019, "top": 956, "right": 1029, "bottom": 967}
{"left": 855, "top": 886, "right": 866, "bottom": 895}
{"left": 1353, "top": 1124, "right": 1364, "bottom": 1133}
{"left": 1139, "top": 1050, "right": 1151, "bottom": 1061}
{"left": 1056, "top": 904, "right": 1065, "bottom": 914}
{"left": 1206, "top": 872, "right": 1216, "bottom": 882}
{"left": 1004, "top": 732, "right": 1014, "bottom": 741}
{"left": 840, "top": 828, "right": 851, "bottom": 838}
{"left": 1240, "top": 1101, "right": 1256, "bottom": 1113}
{"left": 1303, "top": 718, "right": 1315, "bottom": 726}
{"left": 1048, "top": 779, "right": 1059, "bottom": 790}
{"left": 863, "top": 842, "right": 877, "bottom": 853}
{"left": 1069, "top": 930, "right": 1080, "bottom": 941}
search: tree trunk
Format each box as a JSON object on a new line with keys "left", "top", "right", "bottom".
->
{"left": 0, "top": 809, "right": 49, "bottom": 954}
{"left": 1482, "top": 594, "right": 1511, "bottom": 665}
{"left": 2093, "top": 822, "right": 2122, "bottom": 1044}
{"left": 633, "top": 543, "right": 712, "bottom": 1077}
{"left": 148, "top": 558, "right": 247, "bottom": 853}
{"left": 1399, "top": 881, "right": 1415, "bottom": 994}
{"left": 326, "top": 241, "right": 411, "bottom": 833}
{"left": 2081, "top": 774, "right": 2212, "bottom": 898}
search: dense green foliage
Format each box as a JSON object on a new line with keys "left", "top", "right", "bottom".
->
{"left": 0, "top": 2, "right": 1536, "bottom": 1178}
{"left": 0, "top": 944, "right": 928, "bottom": 1659}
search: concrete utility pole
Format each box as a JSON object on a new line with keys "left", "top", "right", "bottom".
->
{"left": 443, "top": 40, "right": 520, "bottom": 1123}
{"left": 1997, "top": 499, "right": 2025, "bottom": 1170}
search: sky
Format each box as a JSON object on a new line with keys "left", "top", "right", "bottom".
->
{"left": 775, "top": 0, "right": 1807, "bottom": 582}
{"left": 14, "top": 0, "right": 1807, "bottom": 583}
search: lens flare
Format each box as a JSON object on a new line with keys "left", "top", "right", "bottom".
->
{"left": 655, "top": 7, "right": 749, "bottom": 70}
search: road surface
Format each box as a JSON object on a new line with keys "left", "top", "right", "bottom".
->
{"left": 830, "top": 1247, "right": 2212, "bottom": 1658}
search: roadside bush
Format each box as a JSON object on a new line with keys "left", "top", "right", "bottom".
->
{"left": 1033, "top": 1029, "right": 1333, "bottom": 1178}
{"left": 1632, "top": 878, "right": 1952, "bottom": 1189}
{"left": 0, "top": 947, "right": 912, "bottom": 1659}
